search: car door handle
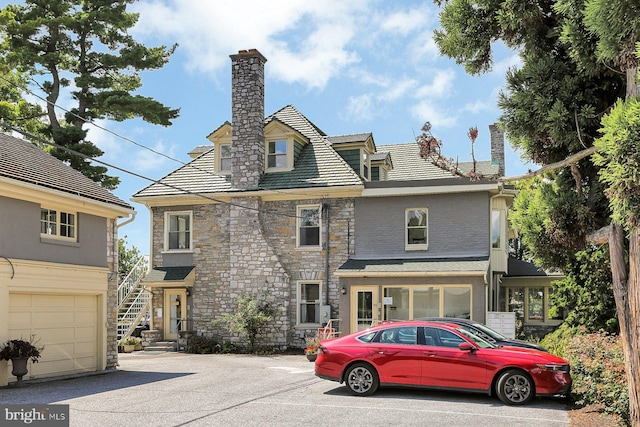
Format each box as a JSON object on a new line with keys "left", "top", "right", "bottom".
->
{"left": 423, "top": 351, "right": 438, "bottom": 357}
{"left": 374, "top": 349, "right": 398, "bottom": 355}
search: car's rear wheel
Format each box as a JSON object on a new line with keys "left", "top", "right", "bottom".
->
{"left": 496, "top": 369, "right": 534, "bottom": 405}
{"left": 344, "top": 363, "right": 379, "bottom": 396}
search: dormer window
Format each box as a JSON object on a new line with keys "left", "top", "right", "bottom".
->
{"left": 267, "top": 140, "right": 288, "bottom": 169}
{"left": 220, "top": 143, "right": 232, "bottom": 173}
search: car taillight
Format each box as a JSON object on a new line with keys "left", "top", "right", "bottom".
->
{"left": 536, "top": 363, "right": 570, "bottom": 372}
{"left": 318, "top": 345, "right": 328, "bottom": 354}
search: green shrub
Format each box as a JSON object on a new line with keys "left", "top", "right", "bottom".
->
{"left": 565, "top": 331, "right": 629, "bottom": 424}
{"left": 185, "top": 336, "right": 221, "bottom": 354}
{"left": 222, "top": 341, "right": 238, "bottom": 354}
{"left": 540, "top": 323, "right": 583, "bottom": 358}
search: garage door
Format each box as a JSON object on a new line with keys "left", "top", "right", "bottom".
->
{"left": 8, "top": 293, "right": 98, "bottom": 380}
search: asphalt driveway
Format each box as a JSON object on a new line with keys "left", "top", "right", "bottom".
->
{"left": 0, "top": 352, "right": 570, "bottom": 426}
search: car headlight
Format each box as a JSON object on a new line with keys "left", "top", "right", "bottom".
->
{"left": 536, "top": 364, "right": 570, "bottom": 372}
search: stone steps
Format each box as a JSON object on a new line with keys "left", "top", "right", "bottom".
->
{"left": 144, "top": 341, "right": 178, "bottom": 352}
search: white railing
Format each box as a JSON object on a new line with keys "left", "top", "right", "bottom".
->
{"left": 117, "top": 291, "right": 150, "bottom": 340}
{"left": 118, "top": 255, "right": 149, "bottom": 307}
{"left": 117, "top": 255, "right": 150, "bottom": 341}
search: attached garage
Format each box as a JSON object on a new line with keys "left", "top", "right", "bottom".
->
{"left": 1, "top": 259, "right": 108, "bottom": 385}
{"left": 8, "top": 293, "right": 100, "bottom": 381}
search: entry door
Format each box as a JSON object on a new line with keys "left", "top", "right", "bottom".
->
{"left": 164, "top": 289, "right": 186, "bottom": 340}
{"left": 350, "top": 287, "right": 379, "bottom": 332}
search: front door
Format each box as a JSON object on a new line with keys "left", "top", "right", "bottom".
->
{"left": 164, "top": 289, "right": 186, "bottom": 340}
{"left": 350, "top": 287, "right": 379, "bottom": 332}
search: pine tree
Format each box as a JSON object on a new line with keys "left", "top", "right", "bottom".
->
{"left": 0, "top": 0, "right": 180, "bottom": 189}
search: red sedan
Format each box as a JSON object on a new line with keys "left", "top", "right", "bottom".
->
{"left": 315, "top": 321, "right": 572, "bottom": 405}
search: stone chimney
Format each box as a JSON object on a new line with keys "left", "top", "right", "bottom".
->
{"left": 489, "top": 123, "right": 505, "bottom": 177}
{"left": 230, "top": 49, "right": 267, "bottom": 190}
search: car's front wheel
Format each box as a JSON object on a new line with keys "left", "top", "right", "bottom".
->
{"left": 344, "top": 363, "right": 379, "bottom": 396}
{"left": 496, "top": 369, "right": 534, "bottom": 405}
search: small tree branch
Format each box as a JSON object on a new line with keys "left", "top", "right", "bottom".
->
{"left": 587, "top": 224, "right": 612, "bottom": 245}
{"left": 498, "top": 145, "right": 600, "bottom": 182}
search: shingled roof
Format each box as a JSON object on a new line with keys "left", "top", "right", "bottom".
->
{"left": 377, "top": 143, "right": 500, "bottom": 181}
{"left": 134, "top": 105, "right": 363, "bottom": 198}
{"left": 0, "top": 132, "right": 132, "bottom": 209}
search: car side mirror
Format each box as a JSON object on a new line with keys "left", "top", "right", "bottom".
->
{"left": 459, "top": 342, "right": 476, "bottom": 352}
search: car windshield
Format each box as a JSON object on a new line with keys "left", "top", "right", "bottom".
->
{"left": 470, "top": 322, "right": 508, "bottom": 340}
{"left": 455, "top": 327, "right": 496, "bottom": 349}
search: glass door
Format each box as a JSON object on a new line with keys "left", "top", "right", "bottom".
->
{"left": 164, "top": 289, "right": 186, "bottom": 340}
{"left": 350, "top": 287, "right": 379, "bottom": 332}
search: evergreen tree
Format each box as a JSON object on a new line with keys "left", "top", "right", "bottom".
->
{"left": 433, "top": 1, "right": 640, "bottom": 422}
{"left": 0, "top": 0, "right": 180, "bottom": 189}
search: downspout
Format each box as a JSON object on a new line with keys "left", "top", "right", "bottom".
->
{"left": 323, "top": 203, "right": 330, "bottom": 306}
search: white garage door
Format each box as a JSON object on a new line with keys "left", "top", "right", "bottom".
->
{"left": 8, "top": 293, "right": 98, "bottom": 380}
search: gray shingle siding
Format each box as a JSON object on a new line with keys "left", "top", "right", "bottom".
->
{"left": 354, "top": 193, "right": 489, "bottom": 259}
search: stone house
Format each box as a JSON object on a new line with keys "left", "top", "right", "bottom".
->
{"left": 132, "top": 49, "right": 562, "bottom": 349}
{"left": 0, "top": 132, "right": 134, "bottom": 386}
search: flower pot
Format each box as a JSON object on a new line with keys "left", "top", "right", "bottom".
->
{"left": 135, "top": 344, "right": 143, "bottom": 351}
{"left": 306, "top": 353, "right": 317, "bottom": 362}
{"left": 123, "top": 344, "right": 135, "bottom": 353}
{"left": 10, "top": 357, "right": 29, "bottom": 383}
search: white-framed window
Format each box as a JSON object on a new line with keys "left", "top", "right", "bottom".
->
{"left": 297, "top": 281, "right": 322, "bottom": 325}
{"left": 40, "top": 207, "right": 76, "bottom": 241}
{"left": 362, "top": 151, "right": 370, "bottom": 181}
{"left": 164, "top": 211, "right": 192, "bottom": 251}
{"left": 219, "top": 143, "right": 231, "bottom": 173}
{"left": 405, "top": 208, "right": 428, "bottom": 250}
{"left": 491, "top": 209, "right": 505, "bottom": 249}
{"left": 267, "top": 140, "right": 288, "bottom": 169}
{"left": 297, "top": 205, "right": 322, "bottom": 248}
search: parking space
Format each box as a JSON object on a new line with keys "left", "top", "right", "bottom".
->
{"left": 0, "top": 352, "right": 570, "bottom": 426}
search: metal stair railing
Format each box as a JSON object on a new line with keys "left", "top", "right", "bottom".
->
{"left": 117, "top": 255, "right": 150, "bottom": 341}
{"left": 118, "top": 255, "right": 149, "bottom": 307}
{"left": 117, "top": 290, "right": 150, "bottom": 340}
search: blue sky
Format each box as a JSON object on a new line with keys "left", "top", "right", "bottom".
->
{"left": 3, "top": 0, "right": 532, "bottom": 254}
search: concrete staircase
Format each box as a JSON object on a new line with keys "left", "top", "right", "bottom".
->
{"left": 144, "top": 341, "right": 179, "bottom": 352}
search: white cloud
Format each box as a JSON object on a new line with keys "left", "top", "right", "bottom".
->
{"left": 462, "top": 99, "right": 492, "bottom": 114}
{"left": 411, "top": 100, "right": 458, "bottom": 128}
{"left": 378, "top": 6, "right": 432, "bottom": 37}
{"left": 132, "top": 0, "right": 372, "bottom": 89}
{"left": 415, "top": 69, "right": 455, "bottom": 99}
{"left": 344, "top": 94, "right": 375, "bottom": 122}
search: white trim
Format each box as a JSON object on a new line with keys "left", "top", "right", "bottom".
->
{"left": 296, "top": 280, "right": 322, "bottom": 326}
{"left": 405, "top": 208, "right": 428, "bottom": 251}
{"left": 296, "top": 204, "right": 322, "bottom": 249}
{"left": 363, "top": 183, "right": 501, "bottom": 197}
{"left": 163, "top": 210, "right": 193, "bottom": 252}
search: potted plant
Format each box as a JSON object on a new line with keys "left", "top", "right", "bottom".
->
{"left": 0, "top": 338, "right": 44, "bottom": 384}
{"left": 304, "top": 335, "right": 320, "bottom": 362}
{"left": 119, "top": 337, "right": 140, "bottom": 353}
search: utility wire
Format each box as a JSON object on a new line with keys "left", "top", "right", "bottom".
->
{"left": 0, "top": 120, "right": 315, "bottom": 219}
{"left": 0, "top": 74, "right": 333, "bottom": 201}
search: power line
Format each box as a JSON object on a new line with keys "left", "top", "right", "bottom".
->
{"left": 0, "top": 121, "right": 317, "bottom": 219}
{"left": 0, "top": 75, "right": 338, "bottom": 206}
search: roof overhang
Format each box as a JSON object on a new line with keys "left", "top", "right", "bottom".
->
{"left": 0, "top": 176, "right": 134, "bottom": 218}
{"left": 362, "top": 179, "right": 504, "bottom": 198}
{"left": 335, "top": 257, "right": 490, "bottom": 279}
{"left": 132, "top": 184, "right": 364, "bottom": 206}
{"left": 142, "top": 266, "right": 195, "bottom": 288}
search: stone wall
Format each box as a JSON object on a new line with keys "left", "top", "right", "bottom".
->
{"left": 230, "top": 49, "right": 266, "bottom": 190}
{"left": 106, "top": 218, "right": 118, "bottom": 369}
{"left": 150, "top": 196, "right": 354, "bottom": 350}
